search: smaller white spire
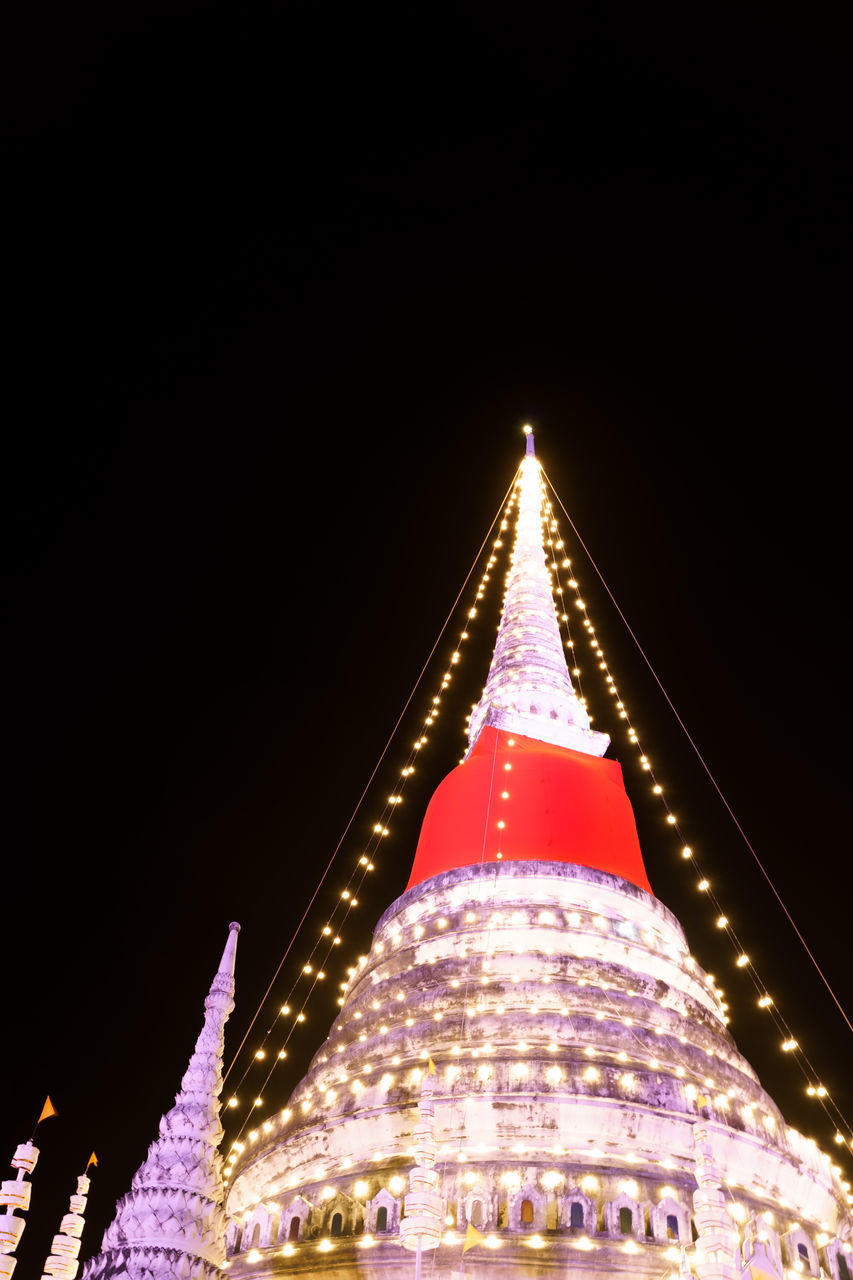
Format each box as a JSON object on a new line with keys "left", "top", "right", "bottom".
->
{"left": 691, "top": 1124, "right": 739, "bottom": 1280}
{"left": 400, "top": 1061, "right": 442, "bottom": 1258}
{"left": 467, "top": 433, "right": 610, "bottom": 757}
{"left": 81, "top": 923, "right": 240, "bottom": 1280}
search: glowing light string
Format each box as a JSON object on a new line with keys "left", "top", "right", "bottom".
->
{"left": 545, "top": 501, "right": 853, "bottom": 1156}
{"left": 538, "top": 477, "right": 853, "bottom": 1159}
{"left": 235, "top": 495, "right": 519, "bottom": 1110}
{"left": 557, "top": 589, "right": 853, "bottom": 1151}
{"left": 438, "top": 466, "right": 553, "bottom": 1245}
{"left": 221, "top": 476, "right": 520, "bottom": 1140}
{"left": 543, "top": 467, "right": 853, "bottom": 1042}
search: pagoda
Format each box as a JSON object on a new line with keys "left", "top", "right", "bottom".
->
{"left": 223, "top": 437, "right": 852, "bottom": 1278}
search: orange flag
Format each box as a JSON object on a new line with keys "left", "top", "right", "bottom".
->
{"left": 86, "top": 1152, "right": 98, "bottom": 1169}
{"left": 462, "top": 1223, "right": 485, "bottom": 1254}
{"left": 427, "top": 1057, "right": 437, "bottom": 1076}
{"left": 750, "top": 1268, "right": 779, "bottom": 1280}
{"left": 37, "top": 1097, "right": 57, "bottom": 1125}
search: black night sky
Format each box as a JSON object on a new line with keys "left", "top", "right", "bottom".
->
{"left": 3, "top": 5, "right": 849, "bottom": 1274}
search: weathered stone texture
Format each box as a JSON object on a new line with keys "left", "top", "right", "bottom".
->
{"left": 225, "top": 866, "right": 851, "bottom": 1277}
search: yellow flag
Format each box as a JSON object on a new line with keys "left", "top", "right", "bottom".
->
{"left": 749, "top": 1269, "right": 778, "bottom": 1280}
{"left": 427, "top": 1057, "right": 437, "bottom": 1076}
{"left": 462, "top": 1223, "right": 485, "bottom": 1254}
{"left": 87, "top": 1152, "right": 98, "bottom": 1169}
{"left": 696, "top": 1094, "right": 709, "bottom": 1109}
{"left": 37, "top": 1097, "right": 57, "bottom": 1125}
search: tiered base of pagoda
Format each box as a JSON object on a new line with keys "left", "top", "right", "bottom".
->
{"left": 224, "top": 861, "right": 852, "bottom": 1279}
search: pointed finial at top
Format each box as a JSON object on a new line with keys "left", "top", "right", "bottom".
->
{"left": 218, "top": 922, "right": 241, "bottom": 979}
{"left": 465, "top": 431, "right": 609, "bottom": 759}
{"left": 523, "top": 423, "right": 535, "bottom": 455}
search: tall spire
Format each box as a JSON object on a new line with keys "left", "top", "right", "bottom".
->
{"left": 466, "top": 429, "right": 610, "bottom": 758}
{"left": 81, "top": 923, "right": 240, "bottom": 1280}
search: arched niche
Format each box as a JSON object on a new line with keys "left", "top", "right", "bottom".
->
{"left": 320, "top": 1190, "right": 360, "bottom": 1239}
{"left": 783, "top": 1226, "right": 818, "bottom": 1276}
{"left": 604, "top": 1190, "right": 643, "bottom": 1239}
{"left": 460, "top": 1190, "right": 493, "bottom": 1231}
{"left": 508, "top": 1185, "right": 546, "bottom": 1233}
{"left": 823, "top": 1239, "right": 853, "bottom": 1280}
{"left": 278, "top": 1194, "right": 314, "bottom": 1244}
{"left": 239, "top": 1205, "right": 273, "bottom": 1252}
{"left": 649, "top": 1195, "right": 690, "bottom": 1244}
{"left": 367, "top": 1187, "right": 400, "bottom": 1234}
{"left": 560, "top": 1188, "right": 596, "bottom": 1234}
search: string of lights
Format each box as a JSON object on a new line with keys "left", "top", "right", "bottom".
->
{"left": 546, "top": 475, "right": 853, "bottom": 1042}
{"left": 221, "top": 482, "right": 521, "bottom": 1153}
{"left": 538, "top": 471, "right": 853, "bottom": 1165}
{"left": 220, "top": 474, "right": 513, "bottom": 1091}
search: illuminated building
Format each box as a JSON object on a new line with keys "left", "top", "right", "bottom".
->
{"left": 80, "top": 436, "right": 851, "bottom": 1279}
{"left": 222, "top": 435, "right": 851, "bottom": 1277}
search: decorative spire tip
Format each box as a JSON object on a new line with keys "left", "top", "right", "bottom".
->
{"left": 217, "top": 922, "right": 241, "bottom": 978}
{"left": 523, "top": 423, "right": 535, "bottom": 455}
